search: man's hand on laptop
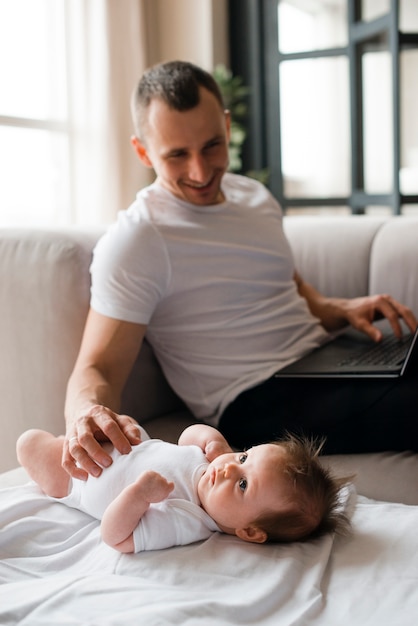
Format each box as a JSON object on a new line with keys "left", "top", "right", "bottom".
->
{"left": 341, "top": 294, "right": 417, "bottom": 342}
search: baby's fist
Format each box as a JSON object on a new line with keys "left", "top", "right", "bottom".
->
{"left": 138, "top": 470, "right": 175, "bottom": 503}
{"left": 205, "top": 440, "right": 233, "bottom": 463}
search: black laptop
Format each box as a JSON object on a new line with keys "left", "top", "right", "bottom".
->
{"left": 275, "top": 320, "right": 418, "bottom": 378}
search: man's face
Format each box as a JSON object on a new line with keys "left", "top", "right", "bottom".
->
{"left": 132, "top": 87, "right": 231, "bottom": 206}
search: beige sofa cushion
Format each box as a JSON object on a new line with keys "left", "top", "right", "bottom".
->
{"left": 370, "top": 217, "right": 418, "bottom": 314}
{"left": 0, "top": 229, "right": 100, "bottom": 471}
{"left": 283, "top": 216, "right": 386, "bottom": 298}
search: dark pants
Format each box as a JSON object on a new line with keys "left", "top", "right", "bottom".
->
{"left": 218, "top": 355, "right": 418, "bottom": 454}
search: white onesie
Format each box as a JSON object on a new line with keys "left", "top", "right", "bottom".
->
{"left": 57, "top": 429, "right": 220, "bottom": 553}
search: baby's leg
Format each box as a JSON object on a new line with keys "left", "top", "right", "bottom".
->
{"left": 16, "top": 429, "right": 70, "bottom": 498}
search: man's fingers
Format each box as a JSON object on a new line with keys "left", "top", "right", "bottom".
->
{"left": 86, "top": 406, "right": 140, "bottom": 454}
{"left": 383, "top": 296, "right": 417, "bottom": 334}
{"left": 75, "top": 421, "right": 117, "bottom": 467}
{"left": 353, "top": 294, "right": 418, "bottom": 342}
{"left": 62, "top": 439, "right": 90, "bottom": 481}
{"left": 62, "top": 459, "right": 89, "bottom": 482}
{"left": 375, "top": 295, "right": 417, "bottom": 338}
{"left": 63, "top": 407, "right": 142, "bottom": 478}
{"left": 117, "top": 415, "right": 142, "bottom": 445}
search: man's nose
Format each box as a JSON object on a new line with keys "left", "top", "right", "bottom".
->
{"left": 188, "top": 154, "right": 209, "bottom": 182}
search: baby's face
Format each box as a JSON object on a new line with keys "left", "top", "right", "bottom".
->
{"left": 197, "top": 443, "right": 290, "bottom": 538}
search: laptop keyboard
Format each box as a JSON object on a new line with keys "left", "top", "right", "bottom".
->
{"left": 339, "top": 333, "right": 412, "bottom": 367}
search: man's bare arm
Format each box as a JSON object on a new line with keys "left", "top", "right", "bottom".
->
{"left": 294, "top": 271, "right": 417, "bottom": 341}
{"left": 63, "top": 308, "right": 147, "bottom": 479}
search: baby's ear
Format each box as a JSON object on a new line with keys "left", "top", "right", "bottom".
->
{"left": 235, "top": 526, "right": 267, "bottom": 544}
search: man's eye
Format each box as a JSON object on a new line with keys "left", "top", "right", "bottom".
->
{"left": 204, "top": 139, "right": 221, "bottom": 150}
{"left": 239, "top": 478, "right": 247, "bottom": 492}
{"left": 239, "top": 453, "right": 247, "bottom": 464}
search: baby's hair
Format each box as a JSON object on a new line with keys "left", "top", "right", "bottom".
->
{"left": 254, "top": 433, "right": 352, "bottom": 543}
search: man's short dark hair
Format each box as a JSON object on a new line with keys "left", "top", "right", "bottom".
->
{"left": 131, "top": 60, "right": 224, "bottom": 138}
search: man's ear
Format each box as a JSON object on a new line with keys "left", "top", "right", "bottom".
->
{"left": 235, "top": 526, "right": 267, "bottom": 544}
{"left": 131, "top": 135, "right": 153, "bottom": 168}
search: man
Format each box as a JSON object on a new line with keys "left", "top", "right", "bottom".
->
{"left": 64, "top": 61, "right": 417, "bottom": 481}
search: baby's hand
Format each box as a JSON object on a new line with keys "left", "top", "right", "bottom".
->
{"left": 205, "top": 440, "right": 233, "bottom": 463}
{"left": 136, "top": 470, "right": 175, "bottom": 503}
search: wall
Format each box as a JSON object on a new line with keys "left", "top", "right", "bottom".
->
{"left": 147, "top": 0, "right": 229, "bottom": 70}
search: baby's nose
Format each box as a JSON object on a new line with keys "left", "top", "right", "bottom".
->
{"left": 223, "top": 461, "right": 239, "bottom": 478}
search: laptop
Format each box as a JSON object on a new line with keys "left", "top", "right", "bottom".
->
{"left": 275, "top": 319, "right": 418, "bottom": 378}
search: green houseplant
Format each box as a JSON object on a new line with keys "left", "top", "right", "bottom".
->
{"left": 212, "top": 64, "right": 269, "bottom": 185}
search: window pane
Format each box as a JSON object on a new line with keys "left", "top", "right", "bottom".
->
{"left": 0, "top": 126, "right": 70, "bottom": 226}
{"left": 400, "top": 50, "right": 418, "bottom": 195}
{"left": 278, "top": 0, "right": 347, "bottom": 54}
{"left": 362, "top": 45, "right": 393, "bottom": 194}
{"left": 280, "top": 57, "right": 350, "bottom": 198}
{"left": 0, "top": 0, "right": 67, "bottom": 120}
{"left": 362, "top": 1, "right": 418, "bottom": 31}
{"left": 361, "top": 0, "right": 390, "bottom": 21}
{"left": 400, "top": 0, "right": 418, "bottom": 31}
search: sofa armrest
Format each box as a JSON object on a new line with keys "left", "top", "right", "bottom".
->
{"left": 0, "top": 228, "right": 101, "bottom": 472}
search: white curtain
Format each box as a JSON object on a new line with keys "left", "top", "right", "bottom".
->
{"left": 66, "top": 0, "right": 154, "bottom": 225}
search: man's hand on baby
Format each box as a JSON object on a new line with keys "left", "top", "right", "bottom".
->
{"left": 136, "top": 470, "right": 175, "bottom": 503}
{"left": 63, "top": 406, "right": 142, "bottom": 481}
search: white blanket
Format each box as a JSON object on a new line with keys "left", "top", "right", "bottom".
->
{"left": 0, "top": 482, "right": 417, "bottom": 626}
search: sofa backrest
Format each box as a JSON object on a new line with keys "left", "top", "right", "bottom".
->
{"left": 369, "top": 217, "right": 418, "bottom": 311}
{"left": 1, "top": 216, "right": 417, "bottom": 473}
{"left": 284, "top": 216, "right": 385, "bottom": 299}
{"left": 284, "top": 215, "right": 418, "bottom": 314}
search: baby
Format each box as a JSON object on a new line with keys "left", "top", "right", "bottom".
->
{"left": 16, "top": 424, "right": 348, "bottom": 553}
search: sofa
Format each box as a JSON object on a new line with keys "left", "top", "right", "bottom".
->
{"left": 1, "top": 215, "right": 418, "bottom": 505}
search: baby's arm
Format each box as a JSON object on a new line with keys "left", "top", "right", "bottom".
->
{"left": 101, "top": 471, "right": 174, "bottom": 553}
{"left": 178, "top": 424, "right": 233, "bottom": 462}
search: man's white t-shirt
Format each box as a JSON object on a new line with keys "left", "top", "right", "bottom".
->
{"left": 91, "top": 173, "right": 328, "bottom": 423}
{"left": 57, "top": 433, "right": 220, "bottom": 553}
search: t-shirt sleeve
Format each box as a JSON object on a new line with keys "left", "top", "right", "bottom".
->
{"left": 90, "top": 211, "right": 171, "bottom": 324}
{"left": 133, "top": 499, "right": 220, "bottom": 553}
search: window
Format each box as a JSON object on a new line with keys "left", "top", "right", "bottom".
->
{"left": 0, "top": 0, "right": 71, "bottom": 226}
{"left": 228, "top": 0, "right": 418, "bottom": 215}
{"left": 0, "top": 1, "right": 150, "bottom": 227}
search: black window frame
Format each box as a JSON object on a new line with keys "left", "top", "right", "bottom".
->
{"left": 228, "top": 0, "right": 418, "bottom": 215}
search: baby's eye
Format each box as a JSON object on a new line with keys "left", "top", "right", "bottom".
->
{"left": 239, "top": 478, "right": 247, "bottom": 492}
{"left": 238, "top": 453, "right": 247, "bottom": 464}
